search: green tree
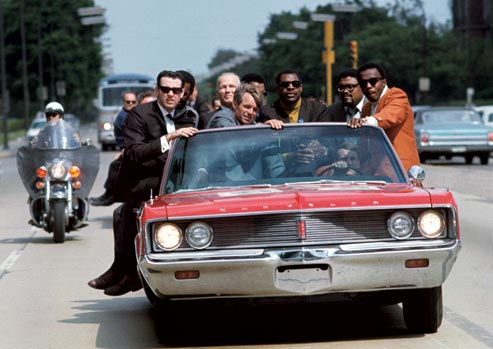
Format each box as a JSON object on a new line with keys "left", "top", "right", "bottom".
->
{"left": 3, "top": 0, "right": 103, "bottom": 123}
{"left": 203, "top": 0, "right": 492, "bottom": 106}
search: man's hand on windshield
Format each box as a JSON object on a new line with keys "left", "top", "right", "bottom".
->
{"left": 263, "top": 119, "right": 284, "bottom": 130}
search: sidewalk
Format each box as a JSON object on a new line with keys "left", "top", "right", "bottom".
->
{"left": 0, "top": 137, "right": 26, "bottom": 159}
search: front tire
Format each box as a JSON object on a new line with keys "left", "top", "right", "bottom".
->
{"left": 479, "top": 152, "right": 490, "bottom": 165}
{"left": 141, "top": 272, "right": 169, "bottom": 310}
{"left": 52, "top": 201, "right": 66, "bottom": 243}
{"left": 402, "top": 286, "right": 443, "bottom": 333}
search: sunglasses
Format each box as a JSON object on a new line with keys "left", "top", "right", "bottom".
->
{"left": 359, "top": 77, "right": 384, "bottom": 87}
{"left": 336, "top": 84, "right": 359, "bottom": 92}
{"left": 278, "top": 80, "right": 302, "bottom": 89}
{"left": 125, "top": 100, "right": 137, "bottom": 104}
{"left": 45, "top": 112, "right": 60, "bottom": 118}
{"left": 158, "top": 85, "right": 183, "bottom": 94}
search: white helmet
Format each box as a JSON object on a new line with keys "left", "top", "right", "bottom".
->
{"left": 44, "top": 101, "right": 64, "bottom": 114}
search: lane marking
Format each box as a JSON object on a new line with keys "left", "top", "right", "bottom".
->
{"left": 0, "top": 250, "right": 23, "bottom": 279}
{"left": 444, "top": 306, "right": 493, "bottom": 348}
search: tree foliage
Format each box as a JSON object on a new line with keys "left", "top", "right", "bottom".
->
{"left": 202, "top": 0, "right": 490, "bottom": 106}
{"left": 3, "top": 0, "right": 103, "bottom": 121}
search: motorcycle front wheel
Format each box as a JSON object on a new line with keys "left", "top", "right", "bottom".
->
{"left": 52, "top": 201, "right": 66, "bottom": 243}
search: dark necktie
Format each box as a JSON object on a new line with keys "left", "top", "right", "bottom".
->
{"left": 346, "top": 108, "right": 353, "bottom": 122}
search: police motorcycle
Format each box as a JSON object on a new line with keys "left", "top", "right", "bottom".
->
{"left": 17, "top": 119, "right": 99, "bottom": 243}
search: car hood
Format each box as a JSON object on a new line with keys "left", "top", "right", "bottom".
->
{"left": 416, "top": 122, "right": 492, "bottom": 134}
{"left": 141, "top": 183, "right": 454, "bottom": 220}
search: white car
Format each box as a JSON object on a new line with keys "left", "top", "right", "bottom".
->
{"left": 26, "top": 112, "right": 80, "bottom": 143}
{"left": 475, "top": 105, "right": 493, "bottom": 127}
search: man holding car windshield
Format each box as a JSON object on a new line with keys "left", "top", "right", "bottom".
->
{"left": 88, "top": 70, "right": 198, "bottom": 296}
{"left": 348, "top": 62, "right": 420, "bottom": 171}
{"left": 258, "top": 69, "right": 333, "bottom": 174}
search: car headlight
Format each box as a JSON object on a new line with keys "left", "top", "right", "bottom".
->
{"left": 185, "top": 221, "right": 213, "bottom": 249}
{"left": 154, "top": 223, "right": 182, "bottom": 251}
{"left": 50, "top": 162, "right": 67, "bottom": 179}
{"left": 387, "top": 211, "right": 414, "bottom": 240}
{"left": 417, "top": 210, "right": 445, "bottom": 238}
{"left": 102, "top": 122, "right": 113, "bottom": 131}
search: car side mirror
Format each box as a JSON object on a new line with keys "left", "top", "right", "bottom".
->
{"left": 408, "top": 165, "right": 425, "bottom": 186}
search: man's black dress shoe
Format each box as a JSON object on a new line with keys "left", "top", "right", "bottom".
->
{"left": 88, "top": 269, "right": 123, "bottom": 290}
{"left": 90, "top": 191, "right": 115, "bottom": 206}
{"left": 104, "top": 275, "right": 143, "bottom": 296}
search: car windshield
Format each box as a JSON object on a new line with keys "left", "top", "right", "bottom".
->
{"left": 422, "top": 110, "right": 482, "bottom": 124}
{"left": 162, "top": 124, "right": 406, "bottom": 194}
{"left": 31, "top": 120, "right": 47, "bottom": 129}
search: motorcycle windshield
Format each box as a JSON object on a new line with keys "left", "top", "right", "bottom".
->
{"left": 17, "top": 120, "right": 100, "bottom": 199}
{"left": 33, "top": 119, "right": 82, "bottom": 149}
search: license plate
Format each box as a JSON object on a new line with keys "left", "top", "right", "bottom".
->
{"left": 451, "top": 146, "right": 466, "bottom": 153}
{"left": 276, "top": 265, "right": 330, "bottom": 294}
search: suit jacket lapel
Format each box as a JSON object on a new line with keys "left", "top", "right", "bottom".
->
{"left": 152, "top": 101, "right": 168, "bottom": 130}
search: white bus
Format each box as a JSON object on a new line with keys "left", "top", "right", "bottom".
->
{"left": 97, "top": 73, "right": 154, "bottom": 150}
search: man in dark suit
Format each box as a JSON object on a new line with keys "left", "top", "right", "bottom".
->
{"left": 327, "top": 68, "right": 366, "bottom": 122}
{"left": 258, "top": 69, "right": 331, "bottom": 171}
{"left": 88, "top": 70, "right": 198, "bottom": 296}
{"left": 258, "top": 69, "right": 331, "bottom": 123}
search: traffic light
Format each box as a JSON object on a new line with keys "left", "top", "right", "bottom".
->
{"left": 349, "top": 40, "right": 358, "bottom": 69}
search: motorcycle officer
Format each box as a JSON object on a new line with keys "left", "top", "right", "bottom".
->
{"left": 44, "top": 101, "right": 64, "bottom": 121}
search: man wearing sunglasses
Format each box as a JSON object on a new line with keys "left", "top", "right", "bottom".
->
{"left": 91, "top": 91, "right": 138, "bottom": 206}
{"left": 349, "top": 62, "right": 419, "bottom": 171}
{"left": 88, "top": 70, "right": 198, "bottom": 296}
{"left": 258, "top": 69, "right": 332, "bottom": 173}
{"left": 44, "top": 101, "right": 65, "bottom": 121}
{"left": 327, "top": 68, "right": 366, "bottom": 122}
{"left": 259, "top": 69, "right": 331, "bottom": 124}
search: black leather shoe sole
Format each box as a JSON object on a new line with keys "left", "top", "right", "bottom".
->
{"left": 88, "top": 269, "right": 123, "bottom": 290}
{"left": 90, "top": 197, "right": 115, "bottom": 206}
{"left": 104, "top": 275, "right": 143, "bottom": 296}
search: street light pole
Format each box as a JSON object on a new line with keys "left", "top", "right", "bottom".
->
{"left": 323, "top": 21, "right": 335, "bottom": 105}
{"left": 312, "top": 13, "right": 336, "bottom": 105}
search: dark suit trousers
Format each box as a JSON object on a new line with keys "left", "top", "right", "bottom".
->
{"left": 104, "top": 157, "right": 122, "bottom": 192}
{"left": 112, "top": 202, "right": 139, "bottom": 276}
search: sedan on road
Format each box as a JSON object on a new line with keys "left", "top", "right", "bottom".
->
{"left": 135, "top": 123, "right": 461, "bottom": 334}
{"left": 414, "top": 107, "right": 493, "bottom": 164}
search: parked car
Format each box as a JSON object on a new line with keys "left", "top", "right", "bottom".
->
{"left": 26, "top": 112, "right": 80, "bottom": 143}
{"left": 474, "top": 105, "right": 493, "bottom": 127}
{"left": 135, "top": 123, "right": 461, "bottom": 333}
{"left": 414, "top": 107, "right": 493, "bottom": 164}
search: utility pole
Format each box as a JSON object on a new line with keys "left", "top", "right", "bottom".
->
{"left": 0, "top": 0, "right": 10, "bottom": 149}
{"left": 312, "top": 14, "right": 336, "bottom": 105}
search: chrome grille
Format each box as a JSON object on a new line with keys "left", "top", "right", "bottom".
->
{"left": 162, "top": 208, "right": 445, "bottom": 251}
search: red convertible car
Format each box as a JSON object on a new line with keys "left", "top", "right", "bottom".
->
{"left": 135, "top": 123, "right": 461, "bottom": 333}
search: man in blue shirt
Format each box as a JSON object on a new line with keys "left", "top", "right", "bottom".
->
{"left": 90, "top": 91, "right": 137, "bottom": 206}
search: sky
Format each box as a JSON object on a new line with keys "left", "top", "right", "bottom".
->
{"left": 94, "top": 0, "right": 452, "bottom": 80}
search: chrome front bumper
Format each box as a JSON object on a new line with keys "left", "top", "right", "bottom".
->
{"left": 138, "top": 239, "right": 461, "bottom": 300}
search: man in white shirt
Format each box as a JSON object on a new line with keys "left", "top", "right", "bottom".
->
{"left": 88, "top": 70, "right": 198, "bottom": 296}
{"left": 327, "top": 68, "right": 366, "bottom": 122}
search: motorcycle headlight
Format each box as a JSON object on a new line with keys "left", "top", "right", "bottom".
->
{"left": 185, "top": 221, "right": 213, "bottom": 249}
{"left": 50, "top": 162, "right": 67, "bottom": 179}
{"left": 387, "top": 211, "right": 414, "bottom": 240}
{"left": 154, "top": 223, "right": 182, "bottom": 251}
{"left": 417, "top": 210, "right": 445, "bottom": 238}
